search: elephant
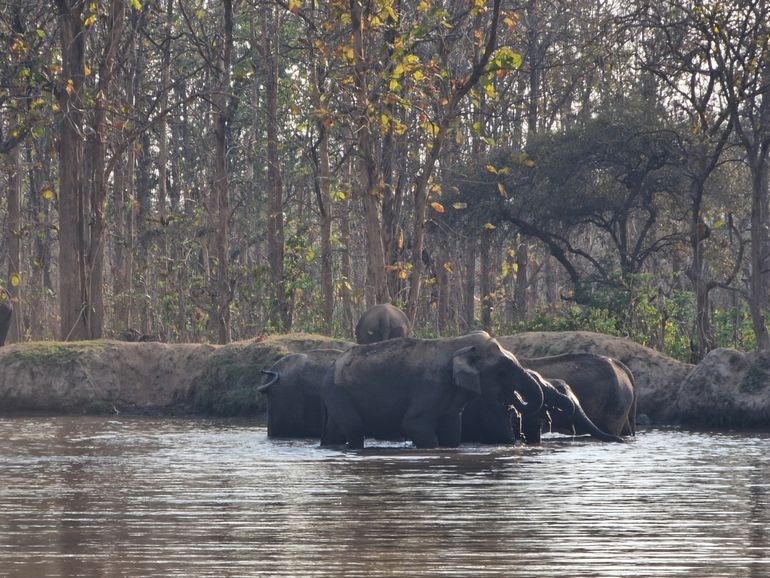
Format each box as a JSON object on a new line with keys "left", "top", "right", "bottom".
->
{"left": 516, "top": 372, "right": 625, "bottom": 444}
{"left": 521, "top": 353, "right": 637, "bottom": 438}
{"left": 461, "top": 369, "right": 622, "bottom": 444}
{"left": 257, "top": 349, "right": 343, "bottom": 438}
{"left": 0, "top": 300, "right": 12, "bottom": 346}
{"left": 320, "top": 331, "right": 545, "bottom": 449}
{"left": 355, "top": 303, "right": 410, "bottom": 344}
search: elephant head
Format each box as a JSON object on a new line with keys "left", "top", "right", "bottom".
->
{"left": 519, "top": 370, "right": 624, "bottom": 443}
{"left": 453, "top": 337, "right": 544, "bottom": 415}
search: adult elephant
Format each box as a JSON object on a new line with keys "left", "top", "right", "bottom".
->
{"left": 355, "top": 303, "right": 410, "bottom": 344}
{"left": 521, "top": 353, "right": 637, "bottom": 438}
{"left": 461, "top": 370, "right": 622, "bottom": 444}
{"left": 321, "top": 332, "right": 544, "bottom": 449}
{"left": 258, "top": 349, "right": 343, "bottom": 438}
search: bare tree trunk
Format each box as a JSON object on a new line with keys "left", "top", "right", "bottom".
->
{"left": 514, "top": 239, "right": 529, "bottom": 322}
{"left": 480, "top": 232, "right": 492, "bottom": 332}
{"left": 307, "top": 7, "right": 334, "bottom": 334}
{"left": 339, "top": 194, "right": 355, "bottom": 339}
{"left": 6, "top": 143, "right": 22, "bottom": 342}
{"left": 263, "top": 5, "right": 289, "bottom": 330}
{"left": 463, "top": 239, "right": 477, "bottom": 331}
{"left": 749, "top": 155, "right": 770, "bottom": 350}
{"left": 349, "top": 0, "right": 390, "bottom": 307}
{"left": 210, "top": 0, "right": 234, "bottom": 344}
{"left": 55, "top": 0, "right": 88, "bottom": 341}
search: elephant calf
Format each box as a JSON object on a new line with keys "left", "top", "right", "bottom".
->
{"left": 258, "top": 349, "right": 343, "bottom": 438}
{"left": 462, "top": 369, "right": 623, "bottom": 444}
{"left": 355, "top": 303, "right": 410, "bottom": 344}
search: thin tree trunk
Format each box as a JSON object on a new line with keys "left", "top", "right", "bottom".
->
{"left": 463, "top": 239, "right": 477, "bottom": 331}
{"left": 263, "top": 5, "right": 289, "bottom": 330}
{"left": 749, "top": 154, "right": 770, "bottom": 350}
{"left": 308, "top": 25, "right": 334, "bottom": 334}
{"left": 6, "top": 143, "right": 22, "bottom": 342}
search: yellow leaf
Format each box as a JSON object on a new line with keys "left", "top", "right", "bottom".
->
{"left": 444, "top": 262, "right": 453, "bottom": 273}
{"left": 430, "top": 202, "right": 445, "bottom": 213}
{"left": 41, "top": 187, "right": 55, "bottom": 201}
{"left": 84, "top": 64, "right": 92, "bottom": 76}
{"left": 288, "top": 0, "right": 302, "bottom": 14}
{"left": 452, "top": 202, "right": 468, "bottom": 209}
{"left": 497, "top": 183, "right": 507, "bottom": 196}
{"left": 10, "top": 273, "right": 20, "bottom": 287}
{"left": 483, "top": 223, "right": 496, "bottom": 230}
{"left": 65, "top": 80, "right": 75, "bottom": 95}
{"left": 399, "top": 269, "right": 408, "bottom": 280}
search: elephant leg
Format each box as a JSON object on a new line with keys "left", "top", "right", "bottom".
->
{"left": 402, "top": 411, "right": 439, "bottom": 449}
{"left": 521, "top": 416, "right": 542, "bottom": 444}
{"left": 322, "top": 388, "right": 365, "bottom": 449}
{"left": 436, "top": 413, "right": 462, "bottom": 448}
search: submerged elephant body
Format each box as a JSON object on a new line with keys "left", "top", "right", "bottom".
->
{"left": 322, "top": 332, "right": 545, "bottom": 449}
{"left": 521, "top": 353, "right": 637, "bottom": 437}
{"left": 258, "top": 349, "right": 343, "bottom": 438}
{"left": 355, "top": 303, "right": 410, "bottom": 344}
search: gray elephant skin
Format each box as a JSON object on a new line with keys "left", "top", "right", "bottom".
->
{"left": 518, "top": 372, "right": 625, "bottom": 443}
{"left": 355, "top": 303, "right": 410, "bottom": 344}
{"left": 321, "top": 332, "right": 545, "bottom": 449}
{"left": 522, "top": 353, "right": 637, "bottom": 438}
{"left": 258, "top": 349, "right": 343, "bottom": 438}
{"left": 461, "top": 368, "right": 622, "bottom": 444}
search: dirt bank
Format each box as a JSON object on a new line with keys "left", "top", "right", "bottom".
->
{"left": 0, "top": 331, "right": 767, "bottom": 429}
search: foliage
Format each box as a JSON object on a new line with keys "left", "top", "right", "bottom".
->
{"left": 0, "top": 0, "right": 768, "bottom": 359}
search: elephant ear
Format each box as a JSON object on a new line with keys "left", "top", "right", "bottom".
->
{"left": 452, "top": 346, "right": 482, "bottom": 395}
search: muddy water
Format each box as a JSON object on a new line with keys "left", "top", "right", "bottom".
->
{"left": 0, "top": 417, "right": 768, "bottom": 577}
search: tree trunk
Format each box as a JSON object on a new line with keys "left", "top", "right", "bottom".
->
{"left": 263, "top": 5, "right": 289, "bottom": 330}
{"left": 308, "top": 8, "right": 334, "bottom": 334}
{"left": 463, "top": 239, "right": 477, "bottom": 331}
{"left": 211, "top": 0, "right": 234, "bottom": 344}
{"left": 480, "top": 232, "right": 492, "bottom": 332}
{"left": 349, "top": 0, "right": 390, "bottom": 307}
{"left": 55, "top": 0, "right": 88, "bottom": 341}
{"left": 514, "top": 240, "right": 529, "bottom": 322}
{"left": 749, "top": 154, "right": 770, "bottom": 350}
{"left": 6, "top": 143, "right": 22, "bottom": 342}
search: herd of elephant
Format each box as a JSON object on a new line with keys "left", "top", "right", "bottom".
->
{"left": 258, "top": 304, "right": 637, "bottom": 449}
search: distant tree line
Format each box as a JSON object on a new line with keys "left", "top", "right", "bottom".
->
{"left": 0, "top": 0, "right": 769, "bottom": 361}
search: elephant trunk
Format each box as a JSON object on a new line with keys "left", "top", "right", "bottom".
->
{"left": 573, "top": 407, "right": 625, "bottom": 443}
{"left": 544, "top": 385, "right": 576, "bottom": 417}
{"left": 512, "top": 368, "right": 544, "bottom": 415}
{"left": 257, "top": 370, "right": 279, "bottom": 393}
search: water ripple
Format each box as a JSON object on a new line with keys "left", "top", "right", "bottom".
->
{"left": 0, "top": 417, "right": 768, "bottom": 577}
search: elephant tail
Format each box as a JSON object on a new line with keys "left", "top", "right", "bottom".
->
{"left": 257, "top": 370, "right": 279, "bottom": 393}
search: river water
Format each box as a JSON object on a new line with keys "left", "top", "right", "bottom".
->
{"left": 0, "top": 417, "right": 768, "bottom": 577}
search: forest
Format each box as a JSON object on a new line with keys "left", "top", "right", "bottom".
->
{"left": 1, "top": 0, "right": 770, "bottom": 362}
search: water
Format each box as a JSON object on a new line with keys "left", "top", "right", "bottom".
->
{"left": 0, "top": 417, "right": 768, "bottom": 577}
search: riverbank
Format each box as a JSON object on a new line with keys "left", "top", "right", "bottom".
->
{"left": 0, "top": 331, "right": 768, "bottom": 429}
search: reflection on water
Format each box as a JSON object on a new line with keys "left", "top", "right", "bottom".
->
{"left": 0, "top": 416, "right": 768, "bottom": 577}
